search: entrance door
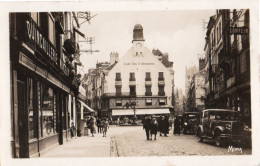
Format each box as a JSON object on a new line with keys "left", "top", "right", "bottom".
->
{"left": 17, "top": 76, "right": 29, "bottom": 158}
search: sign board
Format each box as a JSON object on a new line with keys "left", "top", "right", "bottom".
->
{"left": 229, "top": 27, "right": 249, "bottom": 35}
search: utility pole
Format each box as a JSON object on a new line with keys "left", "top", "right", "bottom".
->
{"left": 78, "top": 37, "right": 100, "bottom": 54}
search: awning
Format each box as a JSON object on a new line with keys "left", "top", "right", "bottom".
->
{"left": 78, "top": 100, "right": 95, "bottom": 112}
{"left": 112, "top": 109, "right": 170, "bottom": 116}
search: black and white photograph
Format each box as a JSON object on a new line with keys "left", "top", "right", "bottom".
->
{"left": 0, "top": 1, "right": 259, "bottom": 166}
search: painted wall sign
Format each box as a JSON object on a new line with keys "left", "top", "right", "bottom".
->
{"left": 26, "top": 19, "right": 57, "bottom": 64}
{"left": 229, "top": 27, "right": 249, "bottom": 35}
{"left": 124, "top": 62, "right": 155, "bottom": 65}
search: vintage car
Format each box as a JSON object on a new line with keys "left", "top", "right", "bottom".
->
{"left": 196, "top": 109, "right": 244, "bottom": 146}
{"left": 181, "top": 112, "right": 200, "bottom": 134}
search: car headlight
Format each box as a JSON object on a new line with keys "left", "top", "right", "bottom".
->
{"left": 226, "top": 124, "right": 231, "bottom": 130}
{"left": 184, "top": 122, "right": 187, "bottom": 126}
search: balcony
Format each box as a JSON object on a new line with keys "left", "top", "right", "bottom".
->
{"left": 158, "top": 77, "right": 165, "bottom": 81}
{"left": 130, "top": 92, "right": 136, "bottom": 97}
{"left": 145, "top": 78, "right": 151, "bottom": 81}
{"left": 145, "top": 92, "right": 152, "bottom": 96}
{"left": 226, "top": 76, "right": 236, "bottom": 89}
{"left": 129, "top": 78, "right": 136, "bottom": 86}
{"left": 158, "top": 91, "right": 165, "bottom": 96}
{"left": 218, "top": 51, "right": 229, "bottom": 68}
{"left": 64, "top": 38, "right": 76, "bottom": 55}
{"left": 102, "top": 92, "right": 136, "bottom": 98}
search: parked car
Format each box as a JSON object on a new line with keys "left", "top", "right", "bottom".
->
{"left": 181, "top": 112, "right": 200, "bottom": 134}
{"left": 196, "top": 109, "right": 244, "bottom": 147}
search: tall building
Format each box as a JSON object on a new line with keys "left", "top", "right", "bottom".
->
{"left": 185, "top": 66, "right": 198, "bottom": 97}
{"left": 205, "top": 9, "right": 251, "bottom": 127}
{"left": 101, "top": 24, "right": 174, "bottom": 120}
{"left": 9, "top": 12, "right": 86, "bottom": 158}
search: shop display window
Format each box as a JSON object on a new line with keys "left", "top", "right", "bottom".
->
{"left": 28, "top": 78, "right": 37, "bottom": 140}
{"left": 42, "top": 84, "right": 55, "bottom": 137}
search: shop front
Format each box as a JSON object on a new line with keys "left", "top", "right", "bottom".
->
{"left": 10, "top": 13, "right": 76, "bottom": 158}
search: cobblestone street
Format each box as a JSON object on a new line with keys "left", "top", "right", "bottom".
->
{"left": 111, "top": 126, "right": 252, "bottom": 157}
{"left": 41, "top": 125, "right": 251, "bottom": 158}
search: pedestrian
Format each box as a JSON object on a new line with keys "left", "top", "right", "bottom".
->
{"left": 89, "top": 116, "right": 96, "bottom": 137}
{"left": 174, "top": 116, "right": 181, "bottom": 135}
{"left": 162, "top": 116, "right": 169, "bottom": 136}
{"left": 102, "top": 118, "right": 109, "bottom": 137}
{"left": 150, "top": 116, "right": 158, "bottom": 140}
{"left": 116, "top": 117, "right": 120, "bottom": 126}
{"left": 97, "top": 117, "right": 102, "bottom": 134}
{"left": 142, "top": 115, "right": 152, "bottom": 140}
{"left": 158, "top": 115, "right": 163, "bottom": 136}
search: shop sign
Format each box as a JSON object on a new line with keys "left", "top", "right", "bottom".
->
{"left": 229, "top": 27, "right": 249, "bottom": 35}
{"left": 25, "top": 19, "right": 57, "bottom": 64}
{"left": 124, "top": 62, "right": 155, "bottom": 66}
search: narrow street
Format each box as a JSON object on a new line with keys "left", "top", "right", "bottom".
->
{"left": 41, "top": 125, "right": 251, "bottom": 158}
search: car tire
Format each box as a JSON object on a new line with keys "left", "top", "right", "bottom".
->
{"left": 215, "top": 131, "right": 222, "bottom": 147}
{"left": 197, "top": 129, "right": 203, "bottom": 142}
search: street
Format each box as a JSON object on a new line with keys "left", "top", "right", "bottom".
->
{"left": 41, "top": 125, "right": 251, "bottom": 157}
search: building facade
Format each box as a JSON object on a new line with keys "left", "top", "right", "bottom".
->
{"left": 9, "top": 12, "right": 85, "bottom": 158}
{"left": 101, "top": 24, "right": 174, "bottom": 120}
{"left": 205, "top": 9, "right": 251, "bottom": 127}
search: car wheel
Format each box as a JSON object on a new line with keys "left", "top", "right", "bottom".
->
{"left": 197, "top": 129, "right": 203, "bottom": 142}
{"left": 215, "top": 131, "right": 222, "bottom": 147}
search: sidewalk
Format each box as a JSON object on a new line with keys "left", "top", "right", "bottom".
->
{"left": 41, "top": 133, "right": 111, "bottom": 158}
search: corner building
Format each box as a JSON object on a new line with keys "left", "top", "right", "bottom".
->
{"left": 102, "top": 24, "right": 174, "bottom": 120}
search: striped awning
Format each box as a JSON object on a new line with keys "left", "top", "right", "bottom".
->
{"left": 112, "top": 109, "right": 170, "bottom": 116}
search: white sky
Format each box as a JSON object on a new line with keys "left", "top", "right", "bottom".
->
{"left": 78, "top": 10, "right": 216, "bottom": 92}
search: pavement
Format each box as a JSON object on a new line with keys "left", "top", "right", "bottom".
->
{"left": 41, "top": 132, "right": 111, "bottom": 158}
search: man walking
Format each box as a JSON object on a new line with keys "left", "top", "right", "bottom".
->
{"left": 143, "top": 115, "right": 152, "bottom": 140}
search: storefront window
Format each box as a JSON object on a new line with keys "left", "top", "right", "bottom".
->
{"left": 28, "top": 78, "right": 37, "bottom": 140}
{"left": 42, "top": 84, "right": 54, "bottom": 137}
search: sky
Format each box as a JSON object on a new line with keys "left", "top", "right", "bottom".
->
{"left": 77, "top": 10, "right": 216, "bottom": 93}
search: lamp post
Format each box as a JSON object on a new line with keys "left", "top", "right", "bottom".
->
{"left": 130, "top": 101, "right": 137, "bottom": 125}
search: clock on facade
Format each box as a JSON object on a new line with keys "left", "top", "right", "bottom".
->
{"left": 136, "top": 43, "right": 142, "bottom": 48}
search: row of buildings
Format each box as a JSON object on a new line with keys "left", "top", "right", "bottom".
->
{"left": 184, "top": 9, "right": 251, "bottom": 128}
{"left": 9, "top": 12, "right": 91, "bottom": 158}
{"left": 83, "top": 24, "right": 175, "bottom": 121}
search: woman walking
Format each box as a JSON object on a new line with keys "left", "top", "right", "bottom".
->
{"left": 89, "top": 116, "right": 96, "bottom": 137}
{"left": 102, "top": 118, "right": 109, "bottom": 137}
{"left": 150, "top": 116, "right": 158, "bottom": 140}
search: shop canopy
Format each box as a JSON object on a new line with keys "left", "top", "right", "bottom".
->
{"left": 78, "top": 100, "right": 95, "bottom": 112}
{"left": 112, "top": 109, "right": 170, "bottom": 116}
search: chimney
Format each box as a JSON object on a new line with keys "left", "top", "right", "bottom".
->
{"left": 110, "top": 52, "right": 119, "bottom": 64}
{"left": 199, "top": 58, "right": 206, "bottom": 71}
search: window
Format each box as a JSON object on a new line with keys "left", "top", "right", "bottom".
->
{"left": 158, "top": 85, "right": 165, "bottom": 96}
{"left": 145, "top": 72, "right": 151, "bottom": 81}
{"left": 116, "top": 98, "right": 122, "bottom": 106}
{"left": 116, "top": 86, "right": 121, "bottom": 95}
{"left": 130, "top": 85, "right": 136, "bottom": 96}
{"left": 159, "top": 98, "right": 166, "bottom": 105}
{"left": 145, "top": 86, "right": 152, "bottom": 96}
{"left": 158, "top": 72, "right": 164, "bottom": 81}
{"left": 240, "top": 53, "right": 247, "bottom": 74}
{"left": 146, "top": 98, "right": 152, "bottom": 105}
{"left": 129, "top": 72, "right": 135, "bottom": 81}
{"left": 48, "top": 14, "right": 56, "bottom": 46}
{"left": 203, "top": 111, "right": 208, "bottom": 118}
{"left": 116, "top": 73, "right": 121, "bottom": 81}
{"left": 136, "top": 52, "right": 138, "bottom": 55}
{"left": 42, "top": 84, "right": 55, "bottom": 137}
{"left": 209, "top": 111, "right": 216, "bottom": 120}
{"left": 28, "top": 78, "right": 38, "bottom": 140}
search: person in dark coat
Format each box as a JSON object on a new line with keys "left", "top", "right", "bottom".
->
{"left": 97, "top": 118, "right": 102, "bottom": 134}
{"left": 174, "top": 116, "right": 181, "bottom": 135}
{"left": 157, "top": 116, "right": 163, "bottom": 136}
{"left": 150, "top": 116, "right": 158, "bottom": 140}
{"left": 142, "top": 115, "right": 152, "bottom": 140}
{"left": 162, "top": 116, "right": 169, "bottom": 136}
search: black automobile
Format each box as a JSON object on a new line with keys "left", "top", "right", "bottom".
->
{"left": 196, "top": 109, "right": 246, "bottom": 147}
{"left": 181, "top": 112, "right": 200, "bottom": 134}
